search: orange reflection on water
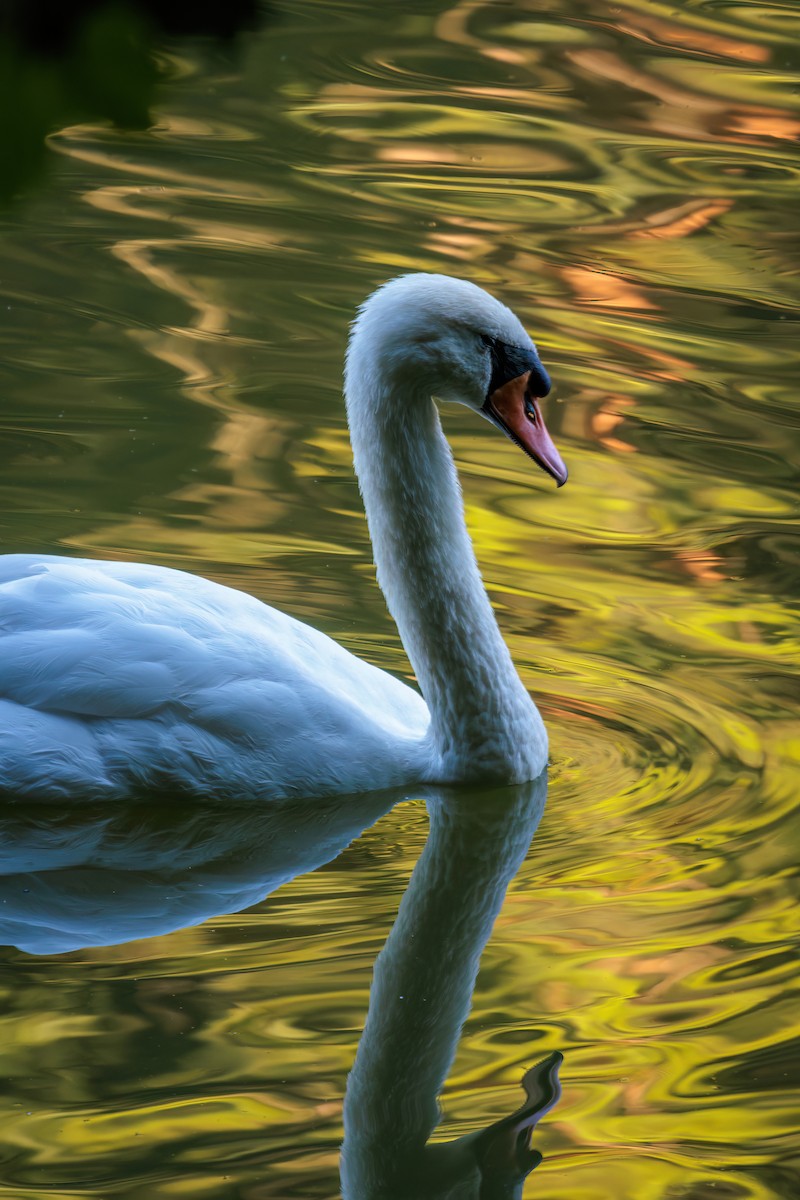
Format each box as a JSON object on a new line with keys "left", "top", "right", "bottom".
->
{"left": 629, "top": 200, "right": 733, "bottom": 242}
{"left": 673, "top": 550, "right": 727, "bottom": 585}
{"left": 568, "top": 45, "right": 792, "bottom": 149}
{"left": 728, "top": 112, "right": 800, "bottom": 141}
{"left": 560, "top": 266, "right": 657, "bottom": 311}
{"left": 596, "top": 3, "right": 770, "bottom": 63}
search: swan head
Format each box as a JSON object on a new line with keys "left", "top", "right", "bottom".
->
{"left": 346, "top": 273, "right": 567, "bottom": 486}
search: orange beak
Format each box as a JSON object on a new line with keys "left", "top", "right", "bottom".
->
{"left": 483, "top": 371, "right": 567, "bottom": 486}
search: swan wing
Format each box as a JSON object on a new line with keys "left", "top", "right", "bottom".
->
{"left": 0, "top": 556, "right": 430, "bottom": 801}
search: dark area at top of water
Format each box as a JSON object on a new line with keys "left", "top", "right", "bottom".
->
{"left": 0, "top": 0, "right": 267, "bottom": 200}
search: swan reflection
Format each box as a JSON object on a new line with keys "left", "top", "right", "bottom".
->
{"left": 341, "top": 775, "right": 559, "bottom": 1199}
{"left": 0, "top": 775, "right": 561, "bottom": 1197}
{"left": 0, "top": 788, "right": 398, "bottom": 953}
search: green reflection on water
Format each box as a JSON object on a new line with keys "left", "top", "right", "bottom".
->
{"left": 0, "top": 0, "right": 798, "bottom": 1196}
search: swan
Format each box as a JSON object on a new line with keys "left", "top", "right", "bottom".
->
{"left": 0, "top": 274, "right": 566, "bottom": 802}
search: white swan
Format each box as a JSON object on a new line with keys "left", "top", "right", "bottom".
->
{"left": 0, "top": 274, "right": 566, "bottom": 802}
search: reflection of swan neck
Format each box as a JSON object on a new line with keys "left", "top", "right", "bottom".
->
{"left": 341, "top": 783, "right": 546, "bottom": 1196}
{"left": 345, "top": 340, "right": 546, "bottom": 782}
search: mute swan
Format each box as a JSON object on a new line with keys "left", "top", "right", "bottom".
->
{"left": 342, "top": 778, "right": 562, "bottom": 1199}
{"left": 0, "top": 274, "right": 566, "bottom": 802}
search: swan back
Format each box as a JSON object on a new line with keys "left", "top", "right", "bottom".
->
{"left": 0, "top": 556, "right": 431, "bottom": 801}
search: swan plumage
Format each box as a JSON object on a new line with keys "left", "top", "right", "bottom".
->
{"left": 0, "top": 556, "right": 429, "bottom": 800}
{"left": 0, "top": 274, "right": 565, "bottom": 802}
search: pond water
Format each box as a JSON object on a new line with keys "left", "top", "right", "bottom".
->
{"left": 0, "top": 0, "right": 798, "bottom": 1197}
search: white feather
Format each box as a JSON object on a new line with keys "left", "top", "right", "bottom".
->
{"left": 0, "top": 274, "right": 552, "bottom": 802}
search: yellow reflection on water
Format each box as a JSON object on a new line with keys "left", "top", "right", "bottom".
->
{"left": 0, "top": 0, "right": 798, "bottom": 1196}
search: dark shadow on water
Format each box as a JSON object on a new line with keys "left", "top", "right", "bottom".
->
{"left": 0, "top": 0, "right": 266, "bottom": 203}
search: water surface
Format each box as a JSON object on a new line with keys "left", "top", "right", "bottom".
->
{"left": 0, "top": 0, "right": 798, "bottom": 1196}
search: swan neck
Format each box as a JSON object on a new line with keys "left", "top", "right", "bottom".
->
{"left": 346, "top": 372, "right": 546, "bottom": 781}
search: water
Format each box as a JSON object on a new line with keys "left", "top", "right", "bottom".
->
{"left": 0, "top": 0, "right": 798, "bottom": 1196}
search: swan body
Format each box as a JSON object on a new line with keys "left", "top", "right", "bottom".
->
{"left": 0, "top": 556, "right": 430, "bottom": 801}
{"left": 0, "top": 274, "right": 566, "bottom": 802}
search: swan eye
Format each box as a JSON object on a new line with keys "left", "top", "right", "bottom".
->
{"left": 480, "top": 334, "right": 551, "bottom": 400}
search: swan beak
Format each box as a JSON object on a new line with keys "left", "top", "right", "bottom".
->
{"left": 483, "top": 372, "right": 568, "bottom": 486}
